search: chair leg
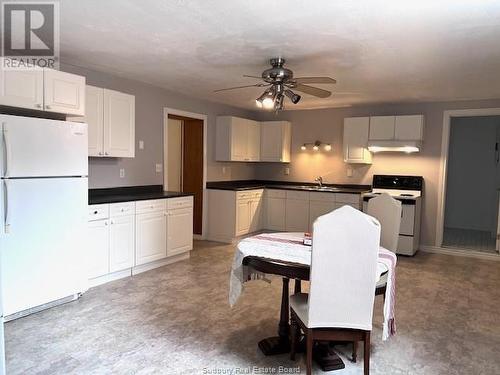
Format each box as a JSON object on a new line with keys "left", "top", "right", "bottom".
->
{"left": 290, "top": 317, "right": 297, "bottom": 361}
{"left": 363, "top": 331, "right": 371, "bottom": 375}
{"left": 351, "top": 340, "right": 358, "bottom": 362}
{"left": 306, "top": 329, "right": 313, "bottom": 375}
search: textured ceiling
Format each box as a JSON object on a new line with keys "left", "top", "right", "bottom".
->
{"left": 60, "top": 0, "right": 500, "bottom": 110}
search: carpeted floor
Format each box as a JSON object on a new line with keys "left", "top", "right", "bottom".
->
{"left": 5, "top": 241, "right": 500, "bottom": 374}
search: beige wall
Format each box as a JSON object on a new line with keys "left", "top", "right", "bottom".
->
{"left": 255, "top": 99, "right": 500, "bottom": 247}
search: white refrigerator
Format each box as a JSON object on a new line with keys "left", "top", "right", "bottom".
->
{"left": 0, "top": 114, "right": 88, "bottom": 322}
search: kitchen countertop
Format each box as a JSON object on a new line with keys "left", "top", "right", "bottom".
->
{"left": 89, "top": 185, "right": 193, "bottom": 205}
{"left": 206, "top": 180, "right": 371, "bottom": 194}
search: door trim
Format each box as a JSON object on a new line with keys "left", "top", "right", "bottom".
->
{"left": 163, "top": 107, "right": 207, "bottom": 240}
{"left": 436, "top": 107, "right": 500, "bottom": 247}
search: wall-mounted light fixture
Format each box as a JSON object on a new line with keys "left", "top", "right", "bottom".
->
{"left": 300, "top": 140, "right": 332, "bottom": 152}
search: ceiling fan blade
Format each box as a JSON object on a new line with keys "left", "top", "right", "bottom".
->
{"left": 292, "top": 77, "right": 336, "bottom": 84}
{"left": 243, "top": 75, "right": 263, "bottom": 79}
{"left": 292, "top": 84, "right": 331, "bottom": 98}
{"left": 213, "top": 83, "right": 267, "bottom": 93}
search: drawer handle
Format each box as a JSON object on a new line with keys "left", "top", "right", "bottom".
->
{"left": 121, "top": 208, "right": 125, "bottom": 212}
{"left": 94, "top": 210, "right": 98, "bottom": 214}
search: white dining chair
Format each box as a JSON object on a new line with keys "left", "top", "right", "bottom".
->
{"left": 290, "top": 206, "right": 381, "bottom": 375}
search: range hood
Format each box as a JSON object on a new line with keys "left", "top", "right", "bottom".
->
{"left": 367, "top": 140, "right": 421, "bottom": 153}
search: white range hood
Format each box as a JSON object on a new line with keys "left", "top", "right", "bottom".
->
{"left": 367, "top": 140, "right": 421, "bottom": 153}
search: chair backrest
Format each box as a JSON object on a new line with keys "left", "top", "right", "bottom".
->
{"left": 366, "top": 193, "right": 402, "bottom": 252}
{"left": 308, "top": 205, "right": 380, "bottom": 330}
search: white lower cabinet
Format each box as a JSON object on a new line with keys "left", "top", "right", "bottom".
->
{"left": 309, "top": 201, "right": 336, "bottom": 231}
{"left": 135, "top": 211, "right": 167, "bottom": 266}
{"left": 109, "top": 215, "right": 135, "bottom": 272}
{"left": 266, "top": 197, "right": 286, "bottom": 231}
{"left": 285, "top": 198, "right": 310, "bottom": 232}
{"left": 87, "top": 197, "right": 193, "bottom": 286}
{"left": 87, "top": 219, "right": 110, "bottom": 279}
{"left": 236, "top": 198, "right": 251, "bottom": 236}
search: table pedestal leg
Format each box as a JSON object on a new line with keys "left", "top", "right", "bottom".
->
{"left": 258, "top": 277, "right": 290, "bottom": 355}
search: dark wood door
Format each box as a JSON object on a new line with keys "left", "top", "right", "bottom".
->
{"left": 182, "top": 118, "right": 204, "bottom": 235}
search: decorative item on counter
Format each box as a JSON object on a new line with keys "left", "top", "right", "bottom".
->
{"left": 303, "top": 232, "right": 313, "bottom": 246}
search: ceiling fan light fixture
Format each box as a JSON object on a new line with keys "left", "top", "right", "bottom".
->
{"left": 262, "top": 97, "right": 275, "bottom": 110}
{"left": 285, "top": 89, "right": 301, "bottom": 104}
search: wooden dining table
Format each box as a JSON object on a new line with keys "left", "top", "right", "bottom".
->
{"left": 242, "top": 255, "right": 387, "bottom": 372}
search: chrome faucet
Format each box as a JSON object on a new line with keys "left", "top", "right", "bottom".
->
{"left": 315, "top": 176, "right": 323, "bottom": 188}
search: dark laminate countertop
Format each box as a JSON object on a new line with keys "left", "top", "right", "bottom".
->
{"left": 206, "top": 180, "right": 371, "bottom": 194}
{"left": 89, "top": 185, "right": 193, "bottom": 205}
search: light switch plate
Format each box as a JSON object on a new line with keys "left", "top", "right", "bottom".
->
{"left": 119, "top": 168, "right": 125, "bottom": 178}
{"left": 155, "top": 163, "right": 162, "bottom": 173}
{"left": 284, "top": 167, "right": 290, "bottom": 175}
{"left": 139, "top": 140, "right": 144, "bottom": 150}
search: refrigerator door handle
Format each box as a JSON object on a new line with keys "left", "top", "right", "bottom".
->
{"left": 2, "top": 123, "right": 10, "bottom": 177}
{"left": 3, "top": 180, "right": 9, "bottom": 234}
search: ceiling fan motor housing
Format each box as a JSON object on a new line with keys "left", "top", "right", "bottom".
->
{"left": 262, "top": 57, "right": 293, "bottom": 83}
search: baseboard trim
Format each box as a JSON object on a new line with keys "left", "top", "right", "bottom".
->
{"left": 420, "top": 245, "right": 500, "bottom": 261}
{"left": 89, "top": 269, "right": 132, "bottom": 288}
{"left": 132, "top": 252, "right": 190, "bottom": 275}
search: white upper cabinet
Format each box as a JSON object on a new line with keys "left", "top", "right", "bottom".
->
{"left": 394, "top": 115, "right": 424, "bottom": 140}
{"left": 84, "top": 85, "right": 104, "bottom": 157}
{"left": 369, "top": 115, "right": 424, "bottom": 142}
{"left": 216, "top": 116, "right": 260, "bottom": 162}
{"left": 103, "top": 89, "right": 135, "bottom": 158}
{"left": 0, "top": 68, "right": 85, "bottom": 115}
{"left": 260, "top": 121, "right": 291, "bottom": 162}
{"left": 343, "top": 117, "right": 372, "bottom": 164}
{"left": 369, "top": 116, "right": 395, "bottom": 140}
{"left": 43, "top": 69, "right": 85, "bottom": 115}
{"left": 0, "top": 69, "right": 44, "bottom": 110}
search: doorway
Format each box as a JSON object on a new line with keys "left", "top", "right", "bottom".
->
{"left": 165, "top": 111, "right": 205, "bottom": 236}
{"left": 442, "top": 116, "right": 500, "bottom": 253}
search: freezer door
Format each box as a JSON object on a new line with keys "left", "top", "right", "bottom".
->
{"left": 0, "top": 114, "right": 87, "bottom": 178}
{"left": 0, "top": 177, "right": 88, "bottom": 316}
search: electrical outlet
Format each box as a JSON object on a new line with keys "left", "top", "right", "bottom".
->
{"left": 119, "top": 168, "right": 125, "bottom": 178}
{"left": 284, "top": 167, "right": 290, "bottom": 176}
{"left": 222, "top": 166, "right": 227, "bottom": 175}
{"left": 139, "top": 140, "right": 144, "bottom": 150}
{"left": 155, "top": 163, "right": 162, "bottom": 173}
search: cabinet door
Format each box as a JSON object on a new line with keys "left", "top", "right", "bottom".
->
{"left": 285, "top": 199, "right": 310, "bottom": 232}
{"left": 236, "top": 198, "right": 251, "bottom": 236}
{"left": 167, "top": 208, "right": 193, "bottom": 256}
{"left": 103, "top": 89, "right": 135, "bottom": 157}
{"left": 135, "top": 212, "right": 167, "bottom": 265}
{"left": 109, "top": 215, "right": 135, "bottom": 272}
{"left": 249, "top": 198, "right": 262, "bottom": 232}
{"left": 230, "top": 118, "right": 248, "bottom": 161}
{"left": 343, "top": 117, "right": 372, "bottom": 164}
{"left": 87, "top": 220, "right": 110, "bottom": 279}
{"left": 0, "top": 69, "right": 43, "bottom": 110}
{"left": 43, "top": 69, "right": 85, "bottom": 115}
{"left": 247, "top": 120, "right": 261, "bottom": 161}
{"left": 369, "top": 116, "right": 395, "bottom": 140}
{"left": 395, "top": 115, "right": 424, "bottom": 141}
{"left": 266, "top": 197, "right": 286, "bottom": 231}
{"left": 309, "top": 201, "right": 336, "bottom": 231}
{"left": 85, "top": 86, "right": 104, "bottom": 157}
{"left": 260, "top": 121, "right": 283, "bottom": 162}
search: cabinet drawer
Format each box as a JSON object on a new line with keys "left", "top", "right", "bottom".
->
{"left": 309, "top": 192, "right": 336, "bottom": 202}
{"left": 88, "top": 204, "right": 109, "bottom": 221}
{"left": 237, "top": 189, "right": 263, "bottom": 200}
{"left": 335, "top": 193, "right": 360, "bottom": 205}
{"left": 110, "top": 202, "right": 135, "bottom": 217}
{"left": 136, "top": 199, "right": 167, "bottom": 213}
{"left": 286, "top": 190, "right": 310, "bottom": 200}
{"left": 265, "top": 189, "right": 287, "bottom": 199}
{"left": 167, "top": 196, "right": 193, "bottom": 209}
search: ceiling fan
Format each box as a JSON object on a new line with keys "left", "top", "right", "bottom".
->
{"left": 214, "top": 57, "right": 336, "bottom": 111}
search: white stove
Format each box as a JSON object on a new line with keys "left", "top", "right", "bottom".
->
{"left": 362, "top": 175, "right": 424, "bottom": 256}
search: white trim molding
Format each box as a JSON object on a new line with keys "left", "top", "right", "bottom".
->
{"left": 436, "top": 107, "right": 500, "bottom": 248}
{"left": 163, "top": 107, "right": 208, "bottom": 240}
{"left": 420, "top": 245, "right": 500, "bottom": 261}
